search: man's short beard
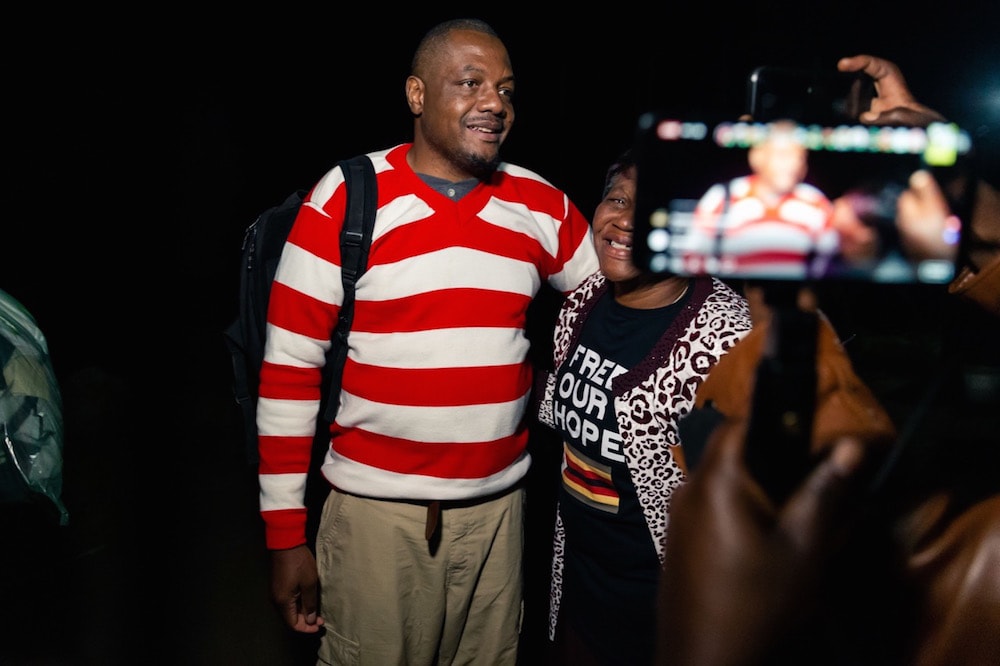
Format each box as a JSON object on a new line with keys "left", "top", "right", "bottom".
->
{"left": 457, "top": 151, "right": 501, "bottom": 181}
{"left": 423, "top": 131, "right": 502, "bottom": 181}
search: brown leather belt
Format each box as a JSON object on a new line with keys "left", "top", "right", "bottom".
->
{"left": 424, "top": 500, "right": 441, "bottom": 540}
{"left": 415, "top": 484, "right": 523, "bottom": 541}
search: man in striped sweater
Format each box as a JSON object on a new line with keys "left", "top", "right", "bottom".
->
{"left": 256, "top": 18, "right": 598, "bottom": 665}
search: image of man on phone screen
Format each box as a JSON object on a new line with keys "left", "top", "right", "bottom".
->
{"left": 683, "top": 120, "right": 840, "bottom": 280}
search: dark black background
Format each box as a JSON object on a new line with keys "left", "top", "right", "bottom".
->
{"left": 3, "top": 3, "right": 999, "bottom": 664}
{"left": 6, "top": 3, "right": 999, "bottom": 373}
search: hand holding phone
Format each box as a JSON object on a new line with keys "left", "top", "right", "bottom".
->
{"left": 747, "top": 65, "right": 876, "bottom": 125}
{"left": 836, "top": 54, "right": 947, "bottom": 127}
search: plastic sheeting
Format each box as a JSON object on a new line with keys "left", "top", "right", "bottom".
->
{"left": 0, "top": 288, "right": 67, "bottom": 525}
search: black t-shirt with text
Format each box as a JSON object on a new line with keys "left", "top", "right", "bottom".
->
{"left": 554, "top": 288, "right": 688, "bottom": 665}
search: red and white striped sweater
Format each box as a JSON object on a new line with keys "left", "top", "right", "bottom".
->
{"left": 257, "top": 143, "right": 599, "bottom": 549}
{"left": 685, "top": 174, "right": 839, "bottom": 279}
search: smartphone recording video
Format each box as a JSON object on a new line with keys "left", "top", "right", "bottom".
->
{"left": 632, "top": 114, "right": 972, "bottom": 284}
{"left": 747, "top": 66, "right": 876, "bottom": 125}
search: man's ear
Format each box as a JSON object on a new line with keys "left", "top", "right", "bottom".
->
{"left": 405, "top": 76, "right": 424, "bottom": 115}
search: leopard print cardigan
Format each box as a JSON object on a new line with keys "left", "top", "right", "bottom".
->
{"left": 536, "top": 272, "right": 752, "bottom": 641}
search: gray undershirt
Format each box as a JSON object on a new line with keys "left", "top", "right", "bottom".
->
{"left": 418, "top": 173, "right": 480, "bottom": 200}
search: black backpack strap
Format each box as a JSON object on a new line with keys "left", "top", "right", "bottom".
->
{"left": 322, "top": 155, "right": 377, "bottom": 423}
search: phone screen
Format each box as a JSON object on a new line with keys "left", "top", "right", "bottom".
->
{"left": 632, "top": 115, "right": 971, "bottom": 284}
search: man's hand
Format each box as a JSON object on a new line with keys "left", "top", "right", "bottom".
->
{"left": 656, "top": 420, "right": 867, "bottom": 666}
{"left": 837, "top": 54, "right": 946, "bottom": 127}
{"left": 270, "top": 544, "right": 324, "bottom": 633}
{"left": 896, "top": 169, "right": 962, "bottom": 262}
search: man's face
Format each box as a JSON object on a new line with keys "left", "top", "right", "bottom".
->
{"left": 407, "top": 29, "right": 515, "bottom": 181}
{"left": 751, "top": 136, "right": 808, "bottom": 195}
